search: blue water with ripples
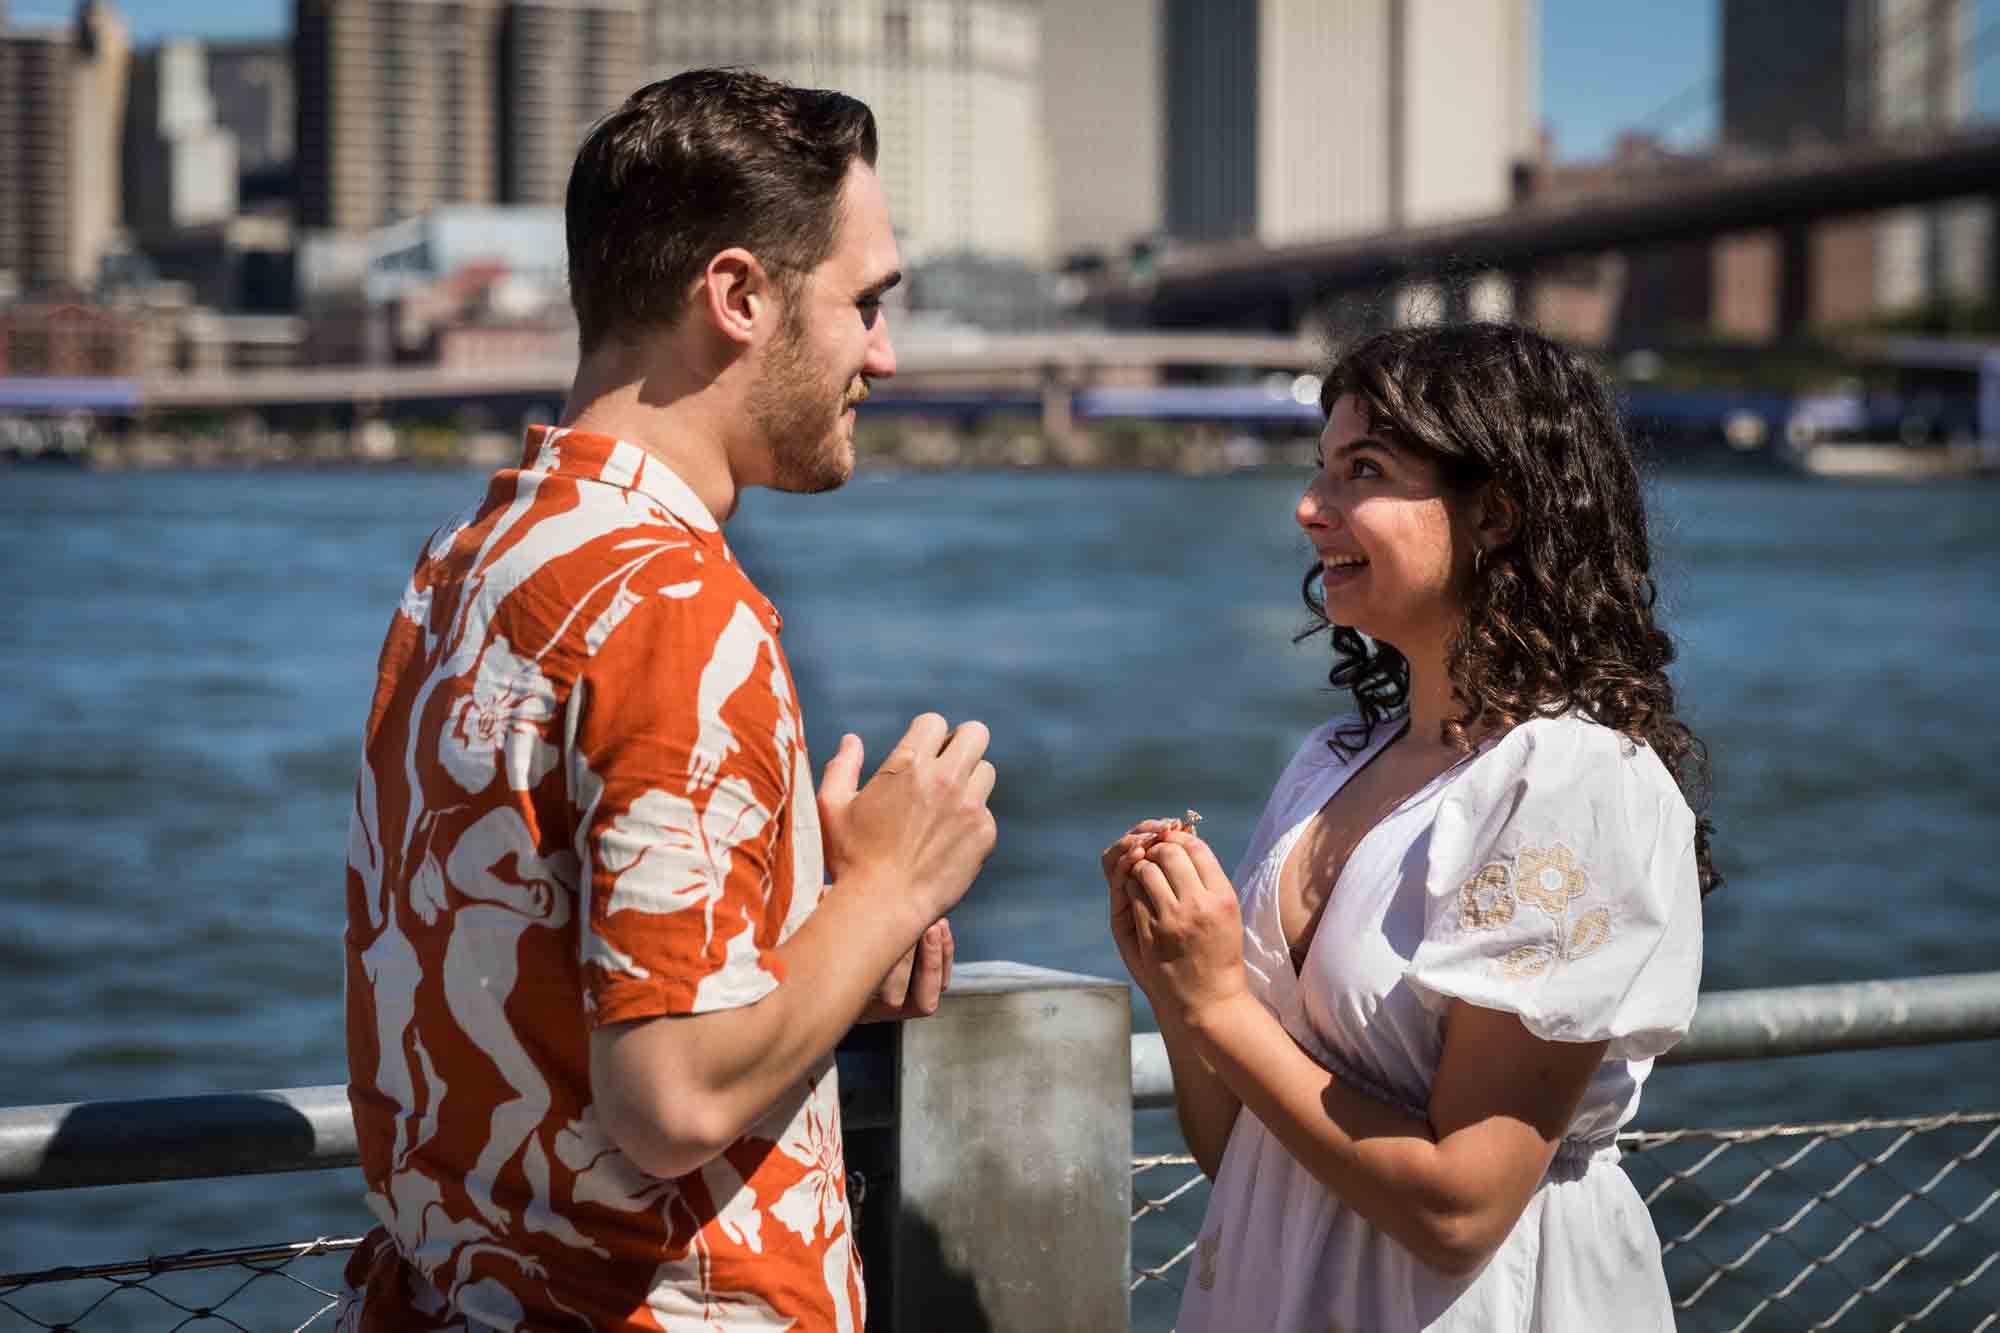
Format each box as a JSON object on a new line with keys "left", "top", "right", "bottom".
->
{"left": 1, "top": 463, "right": 1995, "bottom": 1327}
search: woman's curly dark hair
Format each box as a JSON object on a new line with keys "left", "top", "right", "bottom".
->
{"left": 1303, "top": 321, "right": 1720, "bottom": 895}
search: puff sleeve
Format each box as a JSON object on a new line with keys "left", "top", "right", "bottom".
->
{"left": 1402, "top": 715, "right": 1704, "bottom": 1061}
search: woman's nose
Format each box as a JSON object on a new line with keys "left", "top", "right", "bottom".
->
{"left": 1296, "top": 483, "right": 1331, "bottom": 530}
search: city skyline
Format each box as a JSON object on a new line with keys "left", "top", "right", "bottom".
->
{"left": 15, "top": 0, "right": 1997, "bottom": 161}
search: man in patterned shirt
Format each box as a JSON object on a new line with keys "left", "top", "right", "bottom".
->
{"left": 339, "top": 69, "right": 997, "bottom": 1331}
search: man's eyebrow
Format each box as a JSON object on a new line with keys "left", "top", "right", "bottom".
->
{"left": 859, "top": 270, "right": 903, "bottom": 299}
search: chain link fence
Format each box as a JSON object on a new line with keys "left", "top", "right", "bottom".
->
{"left": 1129, "top": 1111, "right": 2000, "bottom": 1332}
{"left": 7, "top": 970, "right": 1998, "bottom": 1331}
{"left": 0, "top": 1238, "right": 359, "bottom": 1332}
{"left": 1629, "top": 1111, "right": 2000, "bottom": 1332}
{"left": 4, "top": 1112, "right": 1996, "bottom": 1330}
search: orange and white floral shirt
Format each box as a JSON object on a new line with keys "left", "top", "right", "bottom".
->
{"left": 340, "top": 427, "right": 862, "bottom": 1332}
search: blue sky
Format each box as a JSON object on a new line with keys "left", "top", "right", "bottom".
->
{"left": 14, "top": 0, "right": 1999, "bottom": 161}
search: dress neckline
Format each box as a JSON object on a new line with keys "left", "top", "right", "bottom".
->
{"left": 1276, "top": 715, "right": 1497, "bottom": 979}
{"left": 1277, "top": 717, "right": 1406, "bottom": 978}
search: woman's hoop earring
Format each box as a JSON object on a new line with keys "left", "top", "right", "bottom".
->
{"left": 1473, "top": 547, "right": 1487, "bottom": 578}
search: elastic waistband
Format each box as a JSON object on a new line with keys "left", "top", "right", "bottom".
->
{"left": 1548, "top": 1134, "right": 1621, "bottom": 1181}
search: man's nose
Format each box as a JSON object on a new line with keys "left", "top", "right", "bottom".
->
{"left": 864, "top": 314, "right": 897, "bottom": 379}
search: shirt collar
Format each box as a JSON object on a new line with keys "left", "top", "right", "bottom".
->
{"left": 517, "top": 424, "right": 723, "bottom": 543}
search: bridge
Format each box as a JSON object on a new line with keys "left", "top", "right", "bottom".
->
{"left": 0, "top": 332, "right": 1322, "bottom": 418}
{"left": 1099, "top": 125, "right": 2000, "bottom": 333}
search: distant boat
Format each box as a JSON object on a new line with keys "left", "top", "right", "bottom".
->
{"left": 1794, "top": 442, "right": 1993, "bottom": 480}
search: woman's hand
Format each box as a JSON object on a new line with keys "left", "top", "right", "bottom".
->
{"left": 1119, "top": 832, "right": 1249, "bottom": 1023}
{"left": 1102, "top": 820, "right": 1173, "bottom": 986}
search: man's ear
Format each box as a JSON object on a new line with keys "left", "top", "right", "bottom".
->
{"left": 697, "top": 247, "right": 769, "bottom": 348}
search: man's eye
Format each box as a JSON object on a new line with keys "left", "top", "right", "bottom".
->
{"left": 1351, "top": 457, "right": 1382, "bottom": 478}
{"left": 858, "top": 299, "right": 882, "bottom": 328}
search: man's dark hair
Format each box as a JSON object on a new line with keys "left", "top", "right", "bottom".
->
{"left": 565, "top": 68, "right": 879, "bottom": 352}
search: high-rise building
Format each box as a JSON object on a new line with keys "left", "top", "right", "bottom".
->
{"left": 499, "top": 0, "right": 643, "bottom": 206}
{"left": 1721, "top": 0, "right": 1988, "bottom": 320}
{"left": 1163, "top": 0, "right": 1257, "bottom": 245}
{"left": 125, "top": 40, "right": 239, "bottom": 241}
{"left": 69, "top": 2, "right": 130, "bottom": 285}
{"left": 0, "top": 28, "right": 74, "bottom": 296}
{"left": 1041, "top": 0, "right": 1161, "bottom": 259}
{"left": 649, "top": 0, "right": 1053, "bottom": 267}
{"left": 0, "top": 0, "right": 128, "bottom": 295}
{"left": 1164, "top": 0, "right": 1537, "bottom": 249}
{"left": 295, "top": 0, "right": 644, "bottom": 231}
{"left": 206, "top": 41, "right": 294, "bottom": 175}
{"left": 294, "top": 0, "right": 503, "bottom": 230}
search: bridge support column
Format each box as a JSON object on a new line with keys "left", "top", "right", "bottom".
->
{"left": 1039, "top": 364, "right": 1077, "bottom": 452}
{"left": 1987, "top": 194, "right": 2000, "bottom": 317}
{"left": 1777, "top": 222, "right": 1812, "bottom": 342}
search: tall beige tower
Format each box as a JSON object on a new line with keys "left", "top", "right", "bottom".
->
{"left": 69, "top": 1, "right": 129, "bottom": 288}
{"left": 650, "top": 0, "right": 1052, "bottom": 266}
{"left": 1041, "top": 0, "right": 1161, "bottom": 258}
{"left": 0, "top": 1, "right": 128, "bottom": 295}
{"left": 1166, "top": 0, "right": 1537, "bottom": 248}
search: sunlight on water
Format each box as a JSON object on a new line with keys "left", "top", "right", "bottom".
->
{"left": 1, "top": 464, "right": 1994, "bottom": 1323}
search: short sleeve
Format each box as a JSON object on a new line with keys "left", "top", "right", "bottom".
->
{"left": 1402, "top": 715, "right": 1703, "bottom": 1061}
{"left": 568, "top": 573, "right": 796, "bottom": 1027}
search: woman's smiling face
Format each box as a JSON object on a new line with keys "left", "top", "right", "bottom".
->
{"left": 1296, "top": 394, "right": 1483, "bottom": 657}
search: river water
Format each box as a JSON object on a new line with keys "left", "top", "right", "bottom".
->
{"left": 1, "top": 462, "right": 1994, "bottom": 1325}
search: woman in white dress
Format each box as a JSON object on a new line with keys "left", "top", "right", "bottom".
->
{"left": 1104, "top": 322, "right": 1717, "bottom": 1332}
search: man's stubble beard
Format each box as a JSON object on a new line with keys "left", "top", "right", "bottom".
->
{"left": 751, "top": 307, "right": 856, "bottom": 495}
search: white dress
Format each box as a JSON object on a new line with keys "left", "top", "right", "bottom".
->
{"left": 1175, "top": 712, "right": 1704, "bottom": 1333}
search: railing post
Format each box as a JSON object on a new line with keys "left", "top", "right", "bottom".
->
{"left": 864, "top": 961, "right": 1132, "bottom": 1333}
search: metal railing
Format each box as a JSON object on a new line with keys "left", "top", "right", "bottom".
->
{"left": 5, "top": 969, "right": 1999, "bottom": 1331}
{"left": 1128, "top": 972, "right": 2000, "bottom": 1332}
{"left": 1131, "top": 1112, "right": 2000, "bottom": 1332}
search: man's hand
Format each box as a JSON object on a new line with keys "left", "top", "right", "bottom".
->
{"left": 816, "top": 716, "right": 997, "bottom": 927}
{"left": 590, "top": 718, "right": 992, "bottom": 1182}
{"left": 857, "top": 918, "right": 955, "bottom": 1022}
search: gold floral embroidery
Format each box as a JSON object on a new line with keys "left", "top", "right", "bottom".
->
{"left": 1458, "top": 862, "right": 1517, "bottom": 930}
{"left": 1499, "top": 942, "right": 1560, "bottom": 978}
{"left": 1196, "top": 1232, "right": 1220, "bottom": 1291}
{"left": 1516, "top": 844, "right": 1589, "bottom": 917}
{"left": 1569, "top": 907, "right": 1613, "bottom": 959}
{"left": 1490, "top": 844, "right": 1613, "bottom": 983}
